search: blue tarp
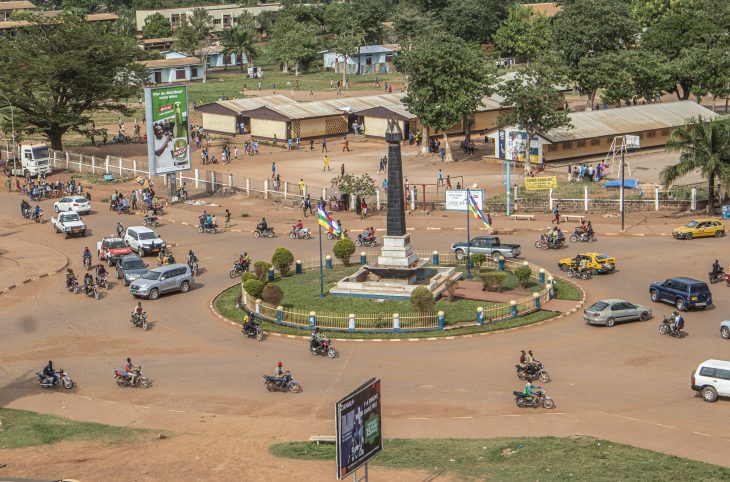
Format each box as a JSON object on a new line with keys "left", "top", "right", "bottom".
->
{"left": 603, "top": 179, "right": 639, "bottom": 189}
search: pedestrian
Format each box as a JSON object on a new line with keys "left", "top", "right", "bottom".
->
{"left": 440, "top": 147, "right": 446, "bottom": 162}
{"left": 340, "top": 163, "right": 345, "bottom": 176}
{"left": 306, "top": 194, "right": 313, "bottom": 215}
{"left": 131, "top": 190, "right": 137, "bottom": 210}
{"left": 298, "top": 178, "right": 305, "bottom": 195}
{"left": 296, "top": 137, "right": 300, "bottom": 150}
{"left": 271, "top": 161, "right": 276, "bottom": 178}
{"left": 321, "top": 138, "right": 327, "bottom": 152}
{"left": 342, "top": 137, "right": 350, "bottom": 152}
{"left": 323, "top": 155, "right": 330, "bottom": 171}
{"left": 487, "top": 212, "right": 492, "bottom": 227}
{"left": 309, "top": 139, "right": 315, "bottom": 151}
{"left": 446, "top": 175, "right": 452, "bottom": 189}
{"left": 288, "top": 138, "right": 293, "bottom": 151}
{"left": 383, "top": 178, "right": 388, "bottom": 190}
{"left": 224, "top": 208, "right": 231, "bottom": 228}
{"left": 234, "top": 146, "right": 238, "bottom": 159}
{"left": 552, "top": 204, "right": 560, "bottom": 224}
{"left": 361, "top": 199, "right": 367, "bottom": 219}
{"left": 437, "top": 169, "right": 443, "bottom": 187}
{"left": 5, "top": 176, "right": 10, "bottom": 192}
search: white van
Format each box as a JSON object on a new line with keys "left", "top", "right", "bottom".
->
{"left": 691, "top": 359, "right": 730, "bottom": 402}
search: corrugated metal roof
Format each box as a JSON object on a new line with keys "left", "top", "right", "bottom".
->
{"left": 141, "top": 56, "right": 202, "bottom": 69}
{"left": 320, "top": 93, "right": 405, "bottom": 113}
{"left": 542, "top": 102, "right": 720, "bottom": 142}
{"left": 212, "top": 95, "right": 294, "bottom": 115}
{"left": 266, "top": 101, "right": 342, "bottom": 120}
{"left": 0, "top": 1, "right": 35, "bottom": 10}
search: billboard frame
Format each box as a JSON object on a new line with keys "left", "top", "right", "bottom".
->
{"left": 144, "top": 84, "right": 191, "bottom": 176}
{"left": 335, "top": 377, "right": 382, "bottom": 480}
{"left": 444, "top": 189, "right": 484, "bottom": 211}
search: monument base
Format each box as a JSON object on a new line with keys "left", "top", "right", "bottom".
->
{"left": 329, "top": 265, "right": 458, "bottom": 300}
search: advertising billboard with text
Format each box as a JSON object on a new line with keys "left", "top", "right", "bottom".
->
{"left": 336, "top": 378, "right": 382, "bottom": 479}
{"left": 445, "top": 189, "right": 484, "bottom": 211}
{"left": 145, "top": 85, "right": 190, "bottom": 175}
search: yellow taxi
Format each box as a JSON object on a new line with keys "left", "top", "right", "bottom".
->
{"left": 558, "top": 253, "right": 616, "bottom": 275}
{"left": 672, "top": 219, "right": 725, "bottom": 240}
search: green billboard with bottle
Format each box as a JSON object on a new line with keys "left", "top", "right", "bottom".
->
{"left": 145, "top": 86, "right": 190, "bottom": 175}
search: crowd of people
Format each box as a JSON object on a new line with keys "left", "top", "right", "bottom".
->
{"left": 568, "top": 162, "right": 606, "bottom": 182}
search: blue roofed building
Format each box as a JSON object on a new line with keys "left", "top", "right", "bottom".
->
{"left": 322, "top": 44, "right": 397, "bottom": 75}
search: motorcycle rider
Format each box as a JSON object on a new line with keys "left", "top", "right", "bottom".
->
{"left": 673, "top": 312, "right": 685, "bottom": 334}
{"left": 517, "top": 350, "right": 527, "bottom": 373}
{"left": 124, "top": 357, "right": 139, "bottom": 386}
{"left": 65, "top": 268, "right": 76, "bottom": 289}
{"left": 198, "top": 210, "right": 208, "bottom": 230}
{"left": 311, "top": 327, "right": 325, "bottom": 352}
{"left": 82, "top": 247, "right": 92, "bottom": 267}
{"left": 43, "top": 360, "right": 58, "bottom": 385}
{"left": 116, "top": 222, "right": 124, "bottom": 238}
{"left": 257, "top": 217, "right": 268, "bottom": 233}
{"left": 83, "top": 272, "right": 94, "bottom": 294}
{"left": 132, "top": 302, "right": 144, "bottom": 325}
{"left": 33, "top": 204, "right": 42, "bottom": 220}
{"left": 293, "top": 219, "right": 304, "bottom": 236}
{"left": 711, "top": 260, "right": 723, "bottom": 279}
{"left": 275, "top": 361, "right": 289, "bottom": 387}
{"left": 586, "top": 221, "right": 594, "bottom": 238}
{"left": 523, "top": 378, "right": 542, "bottom": 403}
{"left": 187, "top": 250, "right": 197, "bottom": 269}
{"left": 20, "top": 199, "right": 30, "bottom": 217}
{"left": 243, "top": 313, "right": 259, "bottom": 336}
{"left": 578, "top": 256, "right": 589, "bottom": 276}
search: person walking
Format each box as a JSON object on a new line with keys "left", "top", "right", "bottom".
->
{"left": 234, "top": 146, "right": 238, "bottom": 160}
{"left": 552, "top": 204, "right": 560, "bottom": 224}
{"left": 437, "top": 169, "right": 443, "bottom": 187}
{"left": 342, "top": 137, "right": 350, "bottom": 152}
{"left": 309, "top": 139, "right": 314, "bottom": 151}
{"left": 298, "top": 178, "right": 305, "bottom": 195}
{"left": 321, "top": 138, "right": 327, "bottom": 153}
{"left": 487, "top": 212, "right": 493, "bottom": 227}
{"left": 271, "top": 161, "right": 276, "bottom": 178}
{"left": 361, "top": 199, "right": 368, "bottom": 219}
{"left": 340, "top": 163, "right": 345, "bottom": 176}
{"left": 224, "top": 208, "right": 231, "bottom": 228}
{"left": 323, "top": 155, "right": 330, "bottom": 171}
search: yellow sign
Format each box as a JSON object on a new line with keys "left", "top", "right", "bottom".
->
{"left": 524, "top": 176, "right": 558, "bottom": 191}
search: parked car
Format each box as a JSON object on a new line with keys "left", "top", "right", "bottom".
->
{"left": 583, "top": 299, "right": 651, "bottom": 327}
{"left": 721, "top": 320, "right": 730, "bottom": 339}
{"left": 691, "top": 359, "right": 730, "bottom": 402}
{"left": 129, "top": 263, "right": 193, "bottom": 300}
{"left": 116, "top": 254, "right": 149, "bottom": 287}
{"left": 450, "top": 236, "right": 521, "bottom": 262}
{"left": 51, "top": 211, "right": 87, "bottom": 238}
{"left": 673, "top": 219, "right": 725, "bottom": 240}
{"left": 558, "top": 253, "right": 616, "bottom": 275}
{"left": 124, "top": 226, "right": 165, "bottom": 257}
{"left": 53, "top": 195, "right": 91, "bottom": 214}
{"left": 97, "top": 237, "right": 131, "bottom": 266}
{"left": 649, "top": 277, "right": 712, "bottom": 311}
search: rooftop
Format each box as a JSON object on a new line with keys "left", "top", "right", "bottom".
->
{"left": 0, "top": 1, "right": 35, "bottom": 10}
{"left": 141, "top": 56, "right": 202, "bottom": 69}
{"left": 524, "top": 2, "right": 562, "bottom": 17}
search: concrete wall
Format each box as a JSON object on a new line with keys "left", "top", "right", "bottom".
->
{"left": 251, "top": 118, "right": 287, "bottom": 140}
{"left": 298, "top": 117, "right": 328, "bottom": 138}
{"left": 148, "top": 65, "right": 203, "bottom": 84}
{"left": 543, "top": 129, "right": 671, "bottom": 162}
{"left": 364, "top": 117, "right": 406, "bottom": 138}
{"left": 202, "top": 112, "right": 236, "bottom": 134}
{"left": 472, "top": 110, "right": 500, "bottom": 132}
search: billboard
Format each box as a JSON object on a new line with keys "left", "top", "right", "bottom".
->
{"left": 336, "top": 378, "right": 382, "bottom": 480}
{"left": 524, "top": 176, "right": 558, "bottom": 191}
{"left": 625, "top": 135, "right": 640, "bottom": 151}
{"left": 445, "top": 189, "right": 484, "bottom": 211}
{"left": 145, "top": 85, "right": 190, "bottom": 175}
{"left": 500, "top": 128, "right": 539, "bottom": 163}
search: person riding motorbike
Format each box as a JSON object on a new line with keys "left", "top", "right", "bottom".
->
{"left": 83, "top": 273, "right": 94, "bottom": 294}
{"left": 578, "top": 257, "right": 589, "bottom": 275}
{"left": 43, "top": 360, "right": 58, "bottom": 385}
{"left": 33, "top": 204, "right": 42, "bottom": 220}
{"left": 311, "top": 327, "right": 326, "bottom": 351}
{"left": 96, "top": 264, "right": 107, "bottom": 278}
{"left": 20, "top": 199, "right": 30, "bottom": 217}
{"left": 673, "top": 312, "right": 684, "bottom": 334}
{"left": 711, "top": 260, "right": 723, "bottom": 278}
{"left": 66, "top": 268, "right": 76, "bottom": 289}
{"left": 293, "top": 219, "right": 304, "bottom": 235}
{"left": 243, "top": 313, "right": 260, "bottom": 336}
{"left": 187, "top": 250, "right": 197, "bottom": 268}
{"left": 198, "top": 210, "right": 208, "bottom": 229}
{"left": 523, "top": 378, "right": 542, "bottom": 403}
{"left": 368, "top": 226, "right": 375, "bottom": 241}
{"left": 257, "top": 217, "right": 268, "bottom": 232}
{"left": 517, "top": 350, "right": 527, "bottom": 372}
{"left": 275, "top": 361, "right": 289, "bottom": 387}
{"left": 82, "top": 247, "right": 92, "bottom": 266}
{"left": 124, "top": 357, "right": 139, "bottom": 385}
{"left": 586, "top": 221, "right": 594, "bottom": 238}
{"left": 116, "top": 222, "right": 124, "bottom": 238}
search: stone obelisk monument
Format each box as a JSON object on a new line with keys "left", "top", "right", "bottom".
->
{"left": 378, "top": 119, "right": 419, "bottom": 269}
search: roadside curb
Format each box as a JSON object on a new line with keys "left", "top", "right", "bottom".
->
{"left": 208, "top": 280, "right": 587, "bottom": 344}
{"left": 0, "top": 254, "right": 69, "bottom": 296}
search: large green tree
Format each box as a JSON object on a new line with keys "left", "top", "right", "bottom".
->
{"left": 220, "top": 26, "right": 259, "bottom": 71}
{"left": 391, "top": 2, "right": 435, "bottom": 51}
{"left": 441, "top": 0, "right": 508, "bottom": 44}
{"left": 0, "top": 15, "right": 145, "bottom": 150}
{"left": 174, "top": 8, "right": 212, "bottom": 82}
{"left": 496, "top": 64, "right": 572, "bottom": 173}
{"left": 493, "top": 4, "right": 552, "bottom": 64}
{"left": 268, "top": 16, "right": 320, "bottom": 74}
{"left": 141, "top": 12, "right": 172, "bottom": 39}
{"left": 397, "top": 33, "right": 495, "bottom": 161}
{"left": 661, "top": 117, "right": 730, "bottom": 214}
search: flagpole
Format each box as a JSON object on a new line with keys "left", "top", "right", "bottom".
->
{"left": 318, "top": 222, "right": 324, "bottom": 297}
{"left": 466, "top": 187, "right": 471, "bottom": 280}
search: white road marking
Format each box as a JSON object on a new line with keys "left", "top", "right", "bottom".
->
{"left": 617, "top": 415, "right": 641, "bottom": 422}
{"left": 500, "top": 414, "right": 521, "bottom": 417}
{"left": 168, "top": 409, "right": 185, "bottom": 413}
{"left": 407, "top": 417, "right": 430, "bottom": 420}
{"left": 451, "top": 416, "right": 473, "bottom": 419}
{"left": 103, "top": 400, "right": 116, "bottom": 404}
{"left": 134, "top": 405, "right": 150, "bottom": 409}
{"left": 692, "top": 431, "right": 712, "bottom": 437}
{"left": 74, "top": 395, "right": 92, "bottom": 400}
{"left": 655, "top": 423, "right": 675, "bottom": 429}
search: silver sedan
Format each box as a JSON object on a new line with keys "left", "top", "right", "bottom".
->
{"left": 583, "top": 299, "right": 652, "bottom": 327}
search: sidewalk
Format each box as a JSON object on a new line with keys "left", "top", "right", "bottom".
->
{"left": 0, "top": 234, "right": 68, "bottom": 295}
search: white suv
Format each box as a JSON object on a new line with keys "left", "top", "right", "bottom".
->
{"left": 124, "top": 226, "right": 165, "bottom": 257}
{"left": 691, "top": 359, "right": 730, "bottom": 402}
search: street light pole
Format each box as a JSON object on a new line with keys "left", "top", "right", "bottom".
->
{"left": 466, "top": 186, "right": 471, "bottom": 279}
{"left": 620, "top": 137, "right": 625, "bottom": 232}
{"left": 0, "top": 92, "right": 17, "bottom": 190}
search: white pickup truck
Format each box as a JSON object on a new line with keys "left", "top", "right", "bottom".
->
{"left": 51, "top": 211, "right": 87, "bottom": 238}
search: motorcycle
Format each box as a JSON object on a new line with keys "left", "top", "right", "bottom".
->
{"left": 570, "top": 228, "right": 595, "bottom": 243}
{"left": 515, "top": 362, "right": 551, "bottom": 383}
{"left": 310, "top": 338, "right": 338, "bottom": 358}
{"left": 534, "top": 234, "right": 564, "bottom": 250}
{"left": 198, "top": 223, "right": 219, "bottom": 234}
{"left": 242, "top": 322, "right": 264, "bottom": 341}
{"left": 513, "top": 389, "right": 555, "bottom": 409}
{"left": 326, "top": 230, "right": 349, "bottom": 240}
{"left": 289, "top": 226, "right": 312, "bottom": 240}
{"left": 36, "top": 369, "right": 74, "bottom": 389}
{"left": 709, "top": 270, "right": 725, "bottom": 284}
{"left": 83, "top": 255, "right": 92, "bottom": 270}
{"left": 115, "top": 225, "right": 125, "bottom": 238}
{"left": 659, "top": 316, "right": 685, "bottom": 338}
{"left": 567, "top": 266, "right": 591, "bottom": 280}
{"left": 66, "top": 277, "right": 80, "bottom": 294}
{"left": 116, "top": 204, "right": 130, "bottom": 214}
{"left": 157, "top": 253, "right": 175, "bottom": 266}
{"left": 96, "top": 272, "right": 108, "bottom": 289}
{"left": 143, "top": 214, "right": 158, "bottom": 228}
{"left": 130, "top": 312, "right": 149, "bottom": 331}
{"left": 21, "top": 206, "right": 31, "bottom": 219}
{"left": 32, "top": 209, "right": 43, "bottom": 223}
{"left": 229, "top": 261, "right": 250, "bottom": 278}
{"left": 84, "top": 282, "right": 100, "bottom": 300}
{"left": 253, "top": 226, "right": 275, "bottom": 238}
{"left": 355, "top": 232, "right": 377, "bottom": 248}
{"left": 114, "top": 367, "right": 150, "bottom": 388}
{"left": 263, "top": 371, "right": 301, "bottom": 393}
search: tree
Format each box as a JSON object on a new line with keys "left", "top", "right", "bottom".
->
{"left": 496, "top": 65, "right": 572, "bottom": 173}
{"left": 661, "top": 117, "right": 730, "bottom": 214}
{"left": 0, "top": 15, "right": 145, "bottom": 150}
{"left": 333, "top": 238, "right": 356, "bottom": 266}
{"left": 397, "top": 33, "right": 494, "bottom": 161}
{"left": 113, "top": 8, "right": 138, "bottom": 38}
{"left": 513, "top": 265, "right": 532, "bottom": 288}
{"left": 391, "top": 2, "right": 435, "bottom": 51}
{"left": 331, "top": 173, "right": 377, "bottom": 197}
{"left": 174, "top": 8, "right": 212, "bottom": 82}
{"left": 254, "top": 261, "right": 272, "bottom": 281}
{"left": 410, "top": 286, "right": 435, "bottom": 313}
{"left": 271, "top": 247, "right": 294, "bottom": 276}
{"left": 331, "top": 21, "right": 366, "bottom": 86}
{"left": 572, "top": 51, "right": 626, "bottom": 110}
{"left": 235, "top": 11, "right": 257, "bottom": 32}
{"left": 261, "top": 284, "right": 284, "bottom": 305}
{"left": 493, "top": 4, "right": 552, "bottom": 65}
{"left": 441, "top": 0, "right": 508, "bottom": 44}
{"left": 142, "top": 12, "right": 172, "bottom": 39}
{"left": 268, "top": 16, "right": 320, "bottom": 74}
{"left": 220, "top": 26, "right": 259, "bottom": 71}
{"left": 243, "top": 279, "right": 265, "bottom": 299}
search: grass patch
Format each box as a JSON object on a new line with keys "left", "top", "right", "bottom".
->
{"left": 0, "top": 408, "right": 149, "bottom": 449}
{"left": 270, "top": 436, "right": 730, "bottom": 481}
{"left": 553, "top": 278, "right": 582, "bottom": 300}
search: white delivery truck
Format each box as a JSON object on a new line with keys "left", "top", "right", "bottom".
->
{"left": 3, "top": 144, "right": 53, "bottom": 177}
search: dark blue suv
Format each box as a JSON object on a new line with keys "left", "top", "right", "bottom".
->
{"left": 649, "top": 277, "right": 712, "bottom": 311}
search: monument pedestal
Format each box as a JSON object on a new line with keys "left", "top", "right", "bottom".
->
{"left": 377, "top": 234, "right": 419, "bottom": 268}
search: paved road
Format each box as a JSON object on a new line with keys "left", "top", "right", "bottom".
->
{"left": 1, "top": 191, "right": 729, "bottom": 478}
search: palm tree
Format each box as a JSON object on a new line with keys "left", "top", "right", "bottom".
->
{"left": 220, "top": 26, "right": 258, "bottom": 72}
{"left": 661, "top": 116, "right": 730, "bottom": 214}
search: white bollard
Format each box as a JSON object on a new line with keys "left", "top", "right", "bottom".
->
{"left": 264, "top": 178, "right": 269, "bottom": 199}
{"left": 691, "top": 188, "right": 697, "bottom": 211}
{"left": 376, "top": 190, "right": 381, "bottom": 210}
{"left": 549, "top": 188, "right": 554, "bottom": 210}
{"left": 194, "top": 168, "right": 200, "bottom": 189}
{"left": 655, "top": 187, "right": 660, "bottom": 211}
{"left": 584, "top": 185, "right": 589, "bottom": 211}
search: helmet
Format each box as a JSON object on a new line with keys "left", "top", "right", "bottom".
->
{"left": 243, "top": 252, "right": 247, "bottom": 256}
{"left": 315, "top": 327, "right": 320, "bottom": 333}
{"left": 277, "top": 361, "right": 282, "bottom": 367}
{"left": 48, "top": 360, "right": 53, "bottom": 365}
{"left": 240, "top": 253, "right": 244, "bottom": 257}
{"left": 126, "top": 357, "right": 131, "bottom": 363}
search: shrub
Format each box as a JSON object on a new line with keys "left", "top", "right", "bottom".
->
{"left": 410, "top": 286, "right": 435, "bottom": 313}
{"left": 271, "top": 247, "right": 294, "bottom": 276}
{"left": 243, "top": 279, "right": 265, "bottom": 299}
{"left": 470, "top": 253, "right": 487, "bottom": 271}
{"left": 513, "top": 265, "right": 532, "bottom": 288}
{"left": 480, "top": 271, "right": 507, "bottom": 292}
{"left": 445, "top": 279, "right": 459, "bottom": 301}
{"left": 241, "top": 272, "right": 257, "bottom": 284}
{"left": 333, "top": 238, "right": 356, "bottom": 266}
{"left": 254, "top": 261, "right": 272, "bottom": 281}
{"left": 261, "top": 283, "right": 284, "bottom": 305}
